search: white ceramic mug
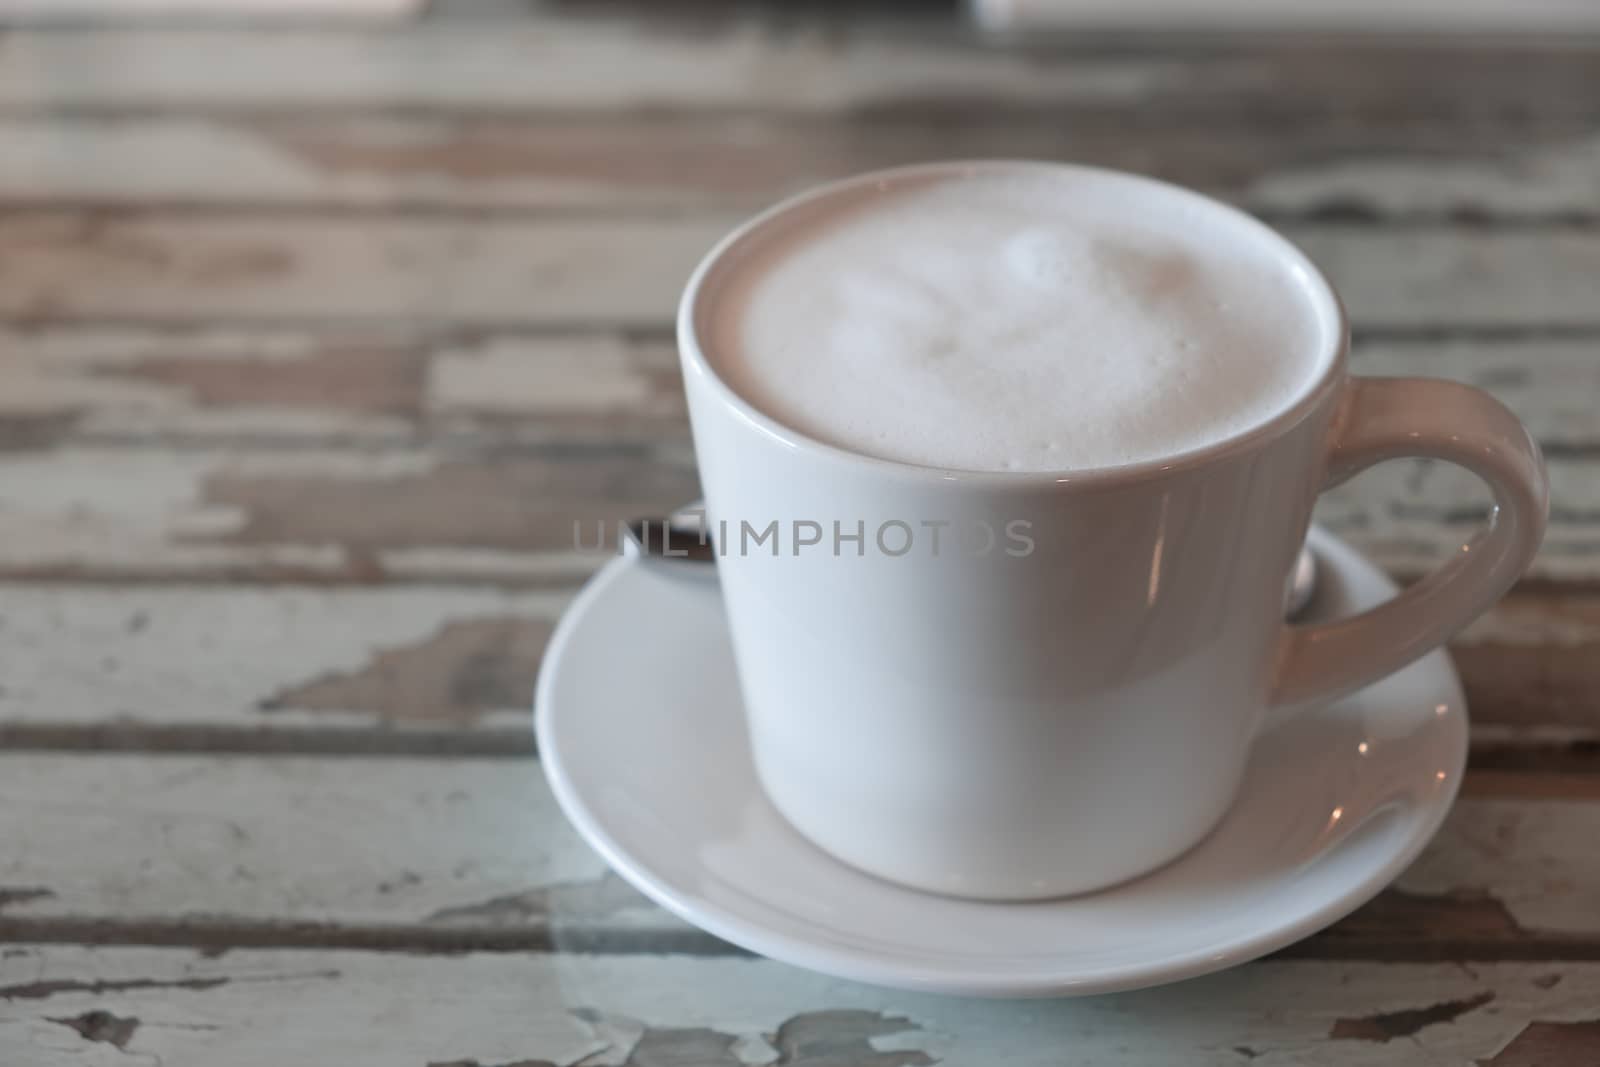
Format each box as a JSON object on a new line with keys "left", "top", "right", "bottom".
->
{"left": 677, "top": 162, "right": 1548, "bottom": 900}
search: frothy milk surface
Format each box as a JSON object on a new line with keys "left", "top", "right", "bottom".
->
{"left": 700, "top": 168, "right": 1330, "bottom": 472}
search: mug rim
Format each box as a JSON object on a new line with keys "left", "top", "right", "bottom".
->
{"left": 676, "top": 159, "right": 1350, "bottom": 490}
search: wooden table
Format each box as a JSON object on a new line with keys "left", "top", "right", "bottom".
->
{"left": 1, "top": 5, "right": 1598, "bottom": 1063}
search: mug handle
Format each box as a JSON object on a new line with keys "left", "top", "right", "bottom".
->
{"left": 1272, "top": 376, "right": 1549, "bottom": 710}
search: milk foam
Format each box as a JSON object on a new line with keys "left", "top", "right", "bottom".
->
{"left": 703, "top": 168, "right": 1329, "bottom": 472}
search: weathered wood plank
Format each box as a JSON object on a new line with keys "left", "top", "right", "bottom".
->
{"left": 0, "top": 116, "right": 1595, "bottom": 219}
{"left": 0, "top": 755, "right": 674, "bottom": 942}
{"left": 1453, "top": 590, "right": 1600, "bottom": 734}
{"left": 0, "top": 949, "right": 1593, "bottom": 1066}
{"left": 1, "top": 326, "right": 1595, "bottom": 582}
{"left": 0, "top": 22, "right": 1152, "bottom": 114}
{"left": 0, "top": 329, "right": 1590, "bottom": 584}
{"left": 0, "top": 213, "right": 720, "bottom": 329}
{"left": 0, "top": 444, "right": 699, "bottom": 583}
{"left": 1314, "top": 455, "right": 1600, "bottom": 581}
{"left": 0, "top": 755, "right": 1593, "bottom": 959}
{"left": 1348, "top": 338, "right": 1600, "bottom": 451}
{"left": 2, "top": 327, "right": 1593, "bottom": 450}
{"left": 0, "top": 214, "right": 1597, "bottom": 329}
{"left": 5, "top": 949, "right": 1600, "bottom": 1066}
{"left": 0, "top": 25, "right": 1596, "bottom": 119}
{"left": 0, "top": 584, "right": 1594, "bottom": 767}
{"left": 0, "top": 585, "right": 1592, "bottom": 744}
{"left": 1250, "top": 132, "right": 1600, "bottom": 222}
{"left": 0, "top": 326, "right": 1593, "bottom": 586}
{"left": 0, "top": 442, "right": 1590, "bottom": 582}
{"left": 0, "top": 585, "right": 569, "bottom": 743}
{"left": 0, "top": 326, "right": 688, "bottom": 448}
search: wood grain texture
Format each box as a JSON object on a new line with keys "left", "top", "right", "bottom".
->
{"left": 1, "top": 214, "right": 1599, "bottom": 329}
{"left": 0, "top": 327, "right": 1595, "bottom": 583}
{"left": 0, "top": 7, "right": 1592, "bottom": 1058}
{"left": 6, "top": 328, "right": 1599, "bottom": 448}
{"left": 4, "top": 949, "right": 1600, "bottom": 1065}
{"left": 0, "top": 585, "right": 571, "bottom": 743}
{"left": 1314, "top": 456, "right": 1599, "bottom": 582}
{"left": 0, "top": 325, "right": 688, "bottom": 448}
{"left": 1454, "top": 590, "right": 1600, "bottom": 734}
{"left": 0, "top": 445, "right": 698, "bottom": 583}
{"left": 0, "top": 23, "right": 1597, "bottom": 120}
{"left": 0, "top": 116, "right": 1595, "bottom": 219}
{"left": 0, "top": 585, "right": 1594, "bottom": 748}
{"left": 0, "top": 755, "right": 1593, "bottom": 960}
{"left": 0, "top": 441, "right": 1591, "bottom": 582}
{"left": 0, "top": 213, "right": 719, "bottom": 328}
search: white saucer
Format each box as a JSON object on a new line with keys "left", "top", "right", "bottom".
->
{"left": 536, "top": 528, "right": 1467, "bottom": 997}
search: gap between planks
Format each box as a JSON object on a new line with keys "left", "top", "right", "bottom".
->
{"left": 0, "top": 725, "right": 1592, "bottom": 769}
{"left": 0, "top": 913, "right": 1598, "bottom": 962}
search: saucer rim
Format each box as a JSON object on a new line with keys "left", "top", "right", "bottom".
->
{"left": 535, "top": 528, "right": 1468, "bottom": 997}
